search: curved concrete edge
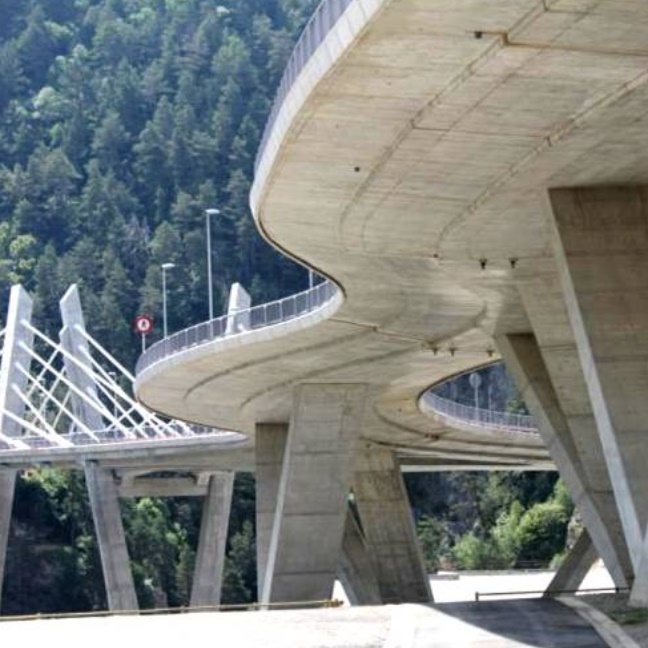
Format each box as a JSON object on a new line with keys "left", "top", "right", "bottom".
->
{"left": 250, "top": 0, "right": 389, "bottom": 215}
{"left": 556, "top": 596, "right": 642, "bottom": 648}
{"left": 135, "top": 287, "right": 344, "bottom": 392}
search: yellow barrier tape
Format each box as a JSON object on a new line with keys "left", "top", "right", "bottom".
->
{"left": 0, "top": 598, "right": 345, "bottom": 623}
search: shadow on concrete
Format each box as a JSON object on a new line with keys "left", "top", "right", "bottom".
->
{"left": 432, "top": 599, "right": 608, "bottom": 647}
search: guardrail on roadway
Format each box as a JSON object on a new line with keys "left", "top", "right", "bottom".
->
{"left": 422, "top": 392, "right": 538, "bottom": 435}
{"left": 136, "top": 280, "right": 338, "bottom": 375}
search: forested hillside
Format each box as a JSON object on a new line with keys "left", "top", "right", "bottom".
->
{"left": 0, "top": 0, "right": 571, "bottom": 615}
{"left": 0, "top": 0, "right": 317, "bottom": 366}
{"left": 0, "top": 0, "right": 316, "bottom": 615}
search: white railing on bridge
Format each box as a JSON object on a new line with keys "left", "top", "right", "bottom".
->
{"left": 255, "top": 0, "right": 354, "bottom": 172}
{"left": 136, "top": 280, "right": 338, "bottom": 375}
{"left": 422, "top": 392, "right": 537, "bottom": 435}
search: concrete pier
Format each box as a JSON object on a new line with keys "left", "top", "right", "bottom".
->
{"left": 338, "top": 508, "right": 381, "bottom": 605}
{"left": 550, "top": 186, "right": 648, "bottom": 605}
{"left": 498, "top": 332, "right": 632, "bottom": 589}
{"left": 84, "top": 462, "right": 138, "bottom": 611}
{"left": 545, "top": 529, "right": 597, "bottom": 596}
{"left": 353, "top": 449, "right": 432, "bottom": 604}
{"left": 0, "top": 471, "right": 16, "bottom": 609}
{"left": 261, "top": 384, "right": 366, "bottom": 604}
{"left": 190, "top": 472, "right": 235, "bottom": 608}
{"left": 255, "top": 423, "right": 289, "bottom": 600}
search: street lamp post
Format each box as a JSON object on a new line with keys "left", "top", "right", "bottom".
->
{"left": 161, "top": 262, "right": 175, "bottom": 338}
{"left": 205, "top": 208, "right": 220, "bottom": 321}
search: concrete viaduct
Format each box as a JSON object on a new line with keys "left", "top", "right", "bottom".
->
{"left": 134, "top": 0, "right": 648, "bottom": 610}
{"left": 2, "top": 0, "right": 648, "bottom": 617}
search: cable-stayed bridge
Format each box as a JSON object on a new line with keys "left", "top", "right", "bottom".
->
{"left": 0, "top": 283, "right": 250, "bottom": 612}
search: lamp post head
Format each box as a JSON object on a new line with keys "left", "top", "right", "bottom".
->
{"left": 161, "top": 262, "right": 176, "bottom": 271}
{"left": 205, "top": 208, "right": 220, "bottom": 217}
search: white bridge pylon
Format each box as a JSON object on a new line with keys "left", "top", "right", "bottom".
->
{"left": 0, "top": 284, "right": 238, "bottom": 459}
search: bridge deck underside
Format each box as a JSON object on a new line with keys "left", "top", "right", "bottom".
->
{"left": 137, "top": 0, "right": 648, "bottom": 467}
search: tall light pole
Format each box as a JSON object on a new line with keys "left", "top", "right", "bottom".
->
{"left": 161, "top": 262, "right": 175, "bottom": 338}
{"left": 205, "top": 208, "right": 220, "bottom": 320}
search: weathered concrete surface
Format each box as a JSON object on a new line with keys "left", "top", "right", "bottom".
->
{"left": 191, "top": 472, "right": 234, "bottom": 608}
{"left": 134, "top": 0, "right": 648, "bottom": 619}
{"left": 0, "top": 601, "right": 611, "bottom": 648}
{"left": 255, "top": 423, "right": 289, "bottom": 599}
{"left": 0, "top": 287, "right": 32, "bottom": 605}
{"left": 0, "top": 471, "right": 16, "bottom": 609}
{"left": 549, "top": 186, "right": 648, "bottom": 605}
{"left": 498, "top": 332, "right": 632, "bottom": 588}
{"left": 338, "top": 508, "right": 381, "bottom": 606}
{"left": 262, "top": 384, "right": 365, "bottom": 604}
{"left": 137, "top": 0, "right": 648, "bottom": 467}
{"left": 353, "top": 449, "right": 432, "bottom": 604}
{"left": 84, "top": 462, "right": 138, "bottom": 612}
{"left": 546, "top": 529, "right": 598, "bottom": 596}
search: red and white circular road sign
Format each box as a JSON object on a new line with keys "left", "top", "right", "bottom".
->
{"left": 133, "top": 314, "right": 154, "bottom": 335}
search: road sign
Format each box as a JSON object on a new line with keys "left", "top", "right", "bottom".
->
{"left": 133, "top": 314, "right": 154, "bottom": 335}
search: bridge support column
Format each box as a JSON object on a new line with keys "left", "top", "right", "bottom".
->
{"left": 338, "top": 507, "right": 381, "bottom": 605}
{"left": 190, "top": 472, "right": 235, "bottom": 608}
{"left": 498, "top": 332, "right": 632, "bottom": 589}
{"left": 547, "top": 185, "right": 648, "bottom": 605}
{"left": 545, "top": 529, "right": 597, "bottom": 596}
{"left": 61, "top": 287, "right": 137, "bottom": 611}
{"left": 85, "top": 462, "right": 138, "bottom": 612}
{"left": 0, "top": 471, "right": 16, "bottom": 609}
{"left": 0, "top": 286, "right": 35, "bottom": 607}
{"left": 260, "top": 384, "right": 365, "bottom": 605}
{"left": 255, "top": 423, "right": 288, "bottom": 600}
{"left": 353, "top": 449, "right": 432, "bottom": 603}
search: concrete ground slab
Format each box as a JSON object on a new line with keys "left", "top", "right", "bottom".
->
{"left": 0, "top": 600, "right": 611, "bottom": 648}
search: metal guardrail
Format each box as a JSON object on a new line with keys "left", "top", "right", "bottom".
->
{"left": 0, "top": 426, "right": 237, "bottom": 452}
{"left": 136, "top": 281, "right": 338, "bottom": 376}
{"left": 255, "top": 0, "right": 354, "bottom": 172}
{"left": 423, "top": 392, "right": 538, "bottom": 434}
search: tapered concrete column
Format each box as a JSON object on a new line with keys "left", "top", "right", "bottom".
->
{"left": 0, "top": 471, "right": 16, "bottom": 610}
{"left": 255, "top": 423, "right": 289, "bottom": 600}
{"left": 545, "top": 529, "right": 597, "bottom": 596}
{"left": 549, "top": 186, "right": 648, "bottom": 605}
{"left": 0, "top": 285, "right": 34, "bottom": 449}
{"left": 84, "top": 462, "right": 138, "bottom": 612}
{"left": 0, "top": 286, "right": 34, "bottom": 604}
{"left": 353, "top": 449, "right": 432, "bottom": 604}
{"left": 498, "top": 333, "right": 631, "bottom": 588}
{"left": 338, "top": 507, "right": 381, "bottom": 605}
{"left": 59, "top": 285, "right": 103, "bottom": 431}
{"left": 261, "top": 384, "right": 366, "bottom": 604}
{"left": 190, "top": 472, "right": 235, "bottom": 608}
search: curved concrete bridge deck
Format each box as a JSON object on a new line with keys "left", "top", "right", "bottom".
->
{"left": 136, "top": 0, "right": 648, "bottom": 610}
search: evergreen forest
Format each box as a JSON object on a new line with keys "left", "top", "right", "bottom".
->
{"left": 0, "top": 0, "right": 574, "bottom": 614}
